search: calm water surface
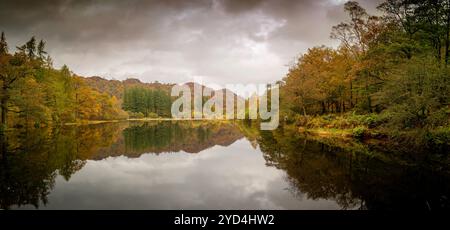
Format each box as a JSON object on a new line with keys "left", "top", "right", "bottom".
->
{"left": 0, "top": 121, "right": 449, "bottom": 210}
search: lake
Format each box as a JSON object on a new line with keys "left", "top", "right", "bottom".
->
{"left": 0, "top": 121, "right": 449, "bottom": 210}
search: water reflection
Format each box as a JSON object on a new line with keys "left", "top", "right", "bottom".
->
{"left": 253, "top": 123, "right": 450, "bottom": 210}
{"left": 0, "top": 121, "right": 449, "bottom": 210}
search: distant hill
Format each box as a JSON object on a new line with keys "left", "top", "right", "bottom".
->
{"left": 83, "top": 76, "right": 174, "bottom": 100}
{"left": 81, "top": 76, "right": 244, "bottom": 105}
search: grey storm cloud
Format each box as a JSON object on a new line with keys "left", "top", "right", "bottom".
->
{"left": 0, "top": 0, "right": 382, "bottom": 85}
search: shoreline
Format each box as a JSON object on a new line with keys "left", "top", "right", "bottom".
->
{"left": 63, "top": 118, "right": 235, "bottom": 126}
{"left": 294, "top": 125, "right": 449, "bottom": 154}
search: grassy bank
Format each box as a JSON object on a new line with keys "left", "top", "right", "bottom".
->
{"left": 287, "top": 113, "right": 450, "bottom": 153}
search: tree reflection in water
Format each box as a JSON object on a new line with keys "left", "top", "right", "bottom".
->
{"left": 1, "top": 121, "right": 449, "bottom": 210}
{"left": 0, "top": 121, "right": 243, "bottom": 209}
{"left": 251, "top": 122, "right": 450, "bottom": 210}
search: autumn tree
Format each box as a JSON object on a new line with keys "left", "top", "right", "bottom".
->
{"left": 2, "top": 33, "right": 127, "bottom": 128}
{"left": 282, "top": 45, "right": 357, "bottom": 116}
{"left": 331, "top": 1, "right": 371, "bottom": 55}
{"left": 330, "top": 1, "right": 387, "bottom": 113}
{"left": 0, "top": 33, "right": 33, "bottom": 129}
{"left": 10, "top": 77, "right": 48, "bottom": 127}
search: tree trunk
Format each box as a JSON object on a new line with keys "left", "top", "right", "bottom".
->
{"left": 446, "top": 2, "right": 450, "bottom": 65}
{"left": 75, "top": 93, "right": 79, "bottom": 120}
{"left": 1, "top": 97, "right": 7, "bottom": 129}
{"left": 365, "top": 75, "right": 372, "bottom": 113}
{"left": 321, "top": 102, "right": 326, "bottom": 114}
{"left": 350, "top": 79, "right": 353, "bottom": 108}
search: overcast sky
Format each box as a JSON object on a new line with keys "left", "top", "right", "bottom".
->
{"left": 0, "top": 0, "right": 382, "bottom": 86}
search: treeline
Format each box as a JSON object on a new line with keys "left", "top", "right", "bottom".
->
{"left": 123, "top": 87, "right": 172, "bottom": 118}
{"left": 0, "top": 33, "right": 127, "bottom": 129}
{"left": 281, "top": 0, "right": 450, "bottom": 129}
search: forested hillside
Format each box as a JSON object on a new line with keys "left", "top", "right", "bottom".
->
{"left": 0, "top": 34, "right": 128, "bottom": 129}
{"left": 123, "top": 87, "right": 172, "bottom": 118}
{"left": 83, "top": 77, "right": 175, "bottom": 118}
{"left": 83, "top": 76, "right": 174, "bottom": 100}
{"left": 280, "top": 1, "right": 450, "bottom": 138}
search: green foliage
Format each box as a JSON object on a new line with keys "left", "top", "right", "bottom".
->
{"left": 352, "top": 126, "right": 367, "bottom": 139}
{"left": 147, "top": 112, "right": 159, "bottom": 118}
{"left": 380, "top": 57, "right": 450, "bottom": 129}
{"left": 128, "top": 112, "right": 145, "bottom": 119}
{"left": 280, "top": 1, "right": 450, "bottom": 133}
{"left": 123, "top": 87, "right": 172, "bottom": 118}
{"left": 425, "top": 128, "right": 450, "bottom": 147}
{"left": 295, "top": 113, "right": 389, "bottom": 130}
{"left": 425, "top": 107, "right": 450, "bottom": 128}
{"left": 347, "top": 113, "right": 389, "bottom": 128}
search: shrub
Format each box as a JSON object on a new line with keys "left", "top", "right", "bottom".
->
{"left": 147, "top": 112, "right": 159, "bottom": 119}
{"left": 347, "top": 112, "right": 389, "bottom": 129}
{"left": 425, "top": 107, "right": 450, "bottom": 128}
{"left": 322, "top": 114, "right": 336, "bottom": 121}
{"left": 352, "top": 126, "right": 366, "bottom": 139}
{"left": 425, "top": 128, "right": 450, "bottom": 146}
{"left": 306, "top": 116, "right": 328, "bottom": 128}
{"left": 294, "top": 114, "right": 309, "bottom": 126}
{"left": 330, "top": 116, "right": 351, "bottom": 129}
{"left": 362, "top": 114, "right": 378, "bottom": 127}
{"left": 128, "top": 112, "right": 145, "bottom": 118}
